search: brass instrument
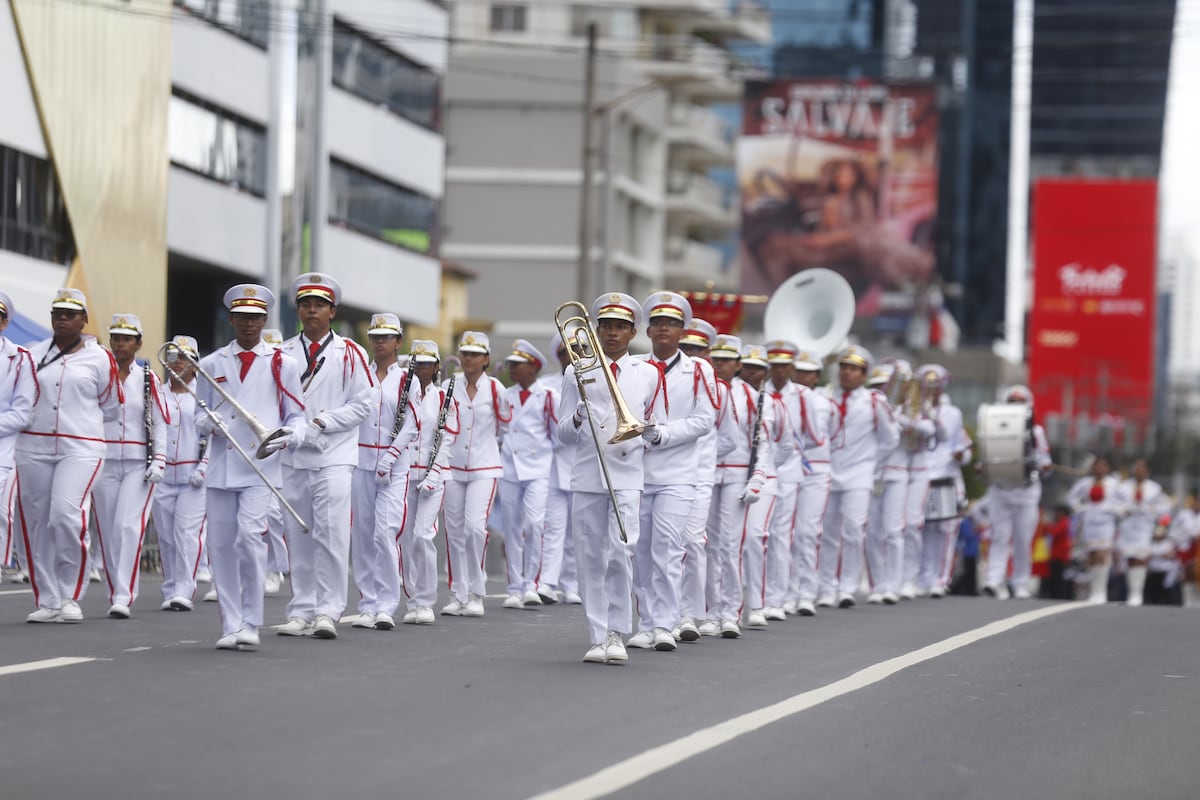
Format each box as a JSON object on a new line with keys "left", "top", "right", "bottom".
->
{"left": 158, "top": 343, "right": 310, "bottom": 533}
{"left": 554, "top": 301, "right": 646, "bottom": 542}
{"left": 901, "top": 375, "right": 932, "bottom": 452}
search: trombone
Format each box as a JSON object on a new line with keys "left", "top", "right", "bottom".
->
{"left": 554, "top": 301, "right": 645, "bottom": 543}
{"left": 158, "top": 343, "right": 311, "bottom": 534}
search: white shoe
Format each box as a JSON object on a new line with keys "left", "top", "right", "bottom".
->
{"left": 195, "top": 569, "right": 212, "bottom": 584}
{"left": 463, "top": 595, "right": 485, "bottom": 617}
{"left": 653, "top": 627, "right": 677, "bottom": 651}
{"left": 402, "top": 609, "right": 418, "bottom": 624}
{"left": 929, "top": 586, "right": 946, "bottom": 599}
{"left": 169, "top": 596, "right": 194, "bottom": 611}
{"left": 605, "top": 631, "right": 628, "bottom": 663}
{"left": 264, "top": 572, "right": 283, "bottom": 596}
{"left": 782, "top": 600, "right": 799, "bottom": 615}
{"left": 521, "top": 589, "right": 542, "bottom": 606}
{"left": 236, "top": 625, "right": 260, "bottom": 648}
{"left": 503, "top": 593, "right": 524, "bottom": 609}
{"left": 796, "top": 600, "right": 816, "bottom": 617}
{"left": 312, "top": 615, "right": 337, "bottom": 639}
{"left": 764, "top": 606, "right": 786, "bottom": 621}
{"left": 1013, "top": 587, "right": 1032, "bottom": 600}
{"left": 352, "top": 612, "right": 377, "bottom": 629}
{"left": 900, "top": 583, "right": 917, "bottom": 600}
{"left": 626, "top": 630, "right": 655, "bottom": 649}
{"left": 160, "top": 599, "right": 174, "bottom": 611}
{"left": 273, "top": 617, "right": 311, "bottom": 636}
{"left": 26, "top": 606, "right": 61, "bottom": 623}
{"left": 375, "top": 612, "right": 395, "bottom": 630}
{"left": 6, "top": 568, "right": 30, "bottom": 583}
{"left": 747, "top": 609, "right": 768, "bottom": 627}
{"left": 867, "top": 593, "right": 885, "bottom": 605}
{"left": 537, "top": 587, "right": 560, "bottom": 605}
{"left": 583, "top": 643, "right": 608, "bottom": 664}
{"left": 441, "top": 599, "right": 465, "bottom": 616}
{"left": 678, "top": 617, "right": 700, "bottom": 642}
{"left": 837, "top": 594, "right": 856, "bottom": 609}
{"left": 414, "top": 606, "right": 435, "bottom": 625}
{"left": 563, "top": 591, "right": 582, "bottom": 605}
{"left": 88, "top": 567, "right": 103, "bottom": 584}
{"left": 60, "top": 600, "right": 83, "bottom": 623}
{"left": 882, "top": 592, "right": 900, "bottom": 605}
{"left": 108, "top": 603, "right": 131, "bottom": 619}
{"left": 698, "top": 619, "right": 720, "bottom": 637}
{"left": 216, "top": 633, "right": 239, "bottom": 650}
{"left": 203, "top": 587, "right": 218, "bottom": 603}
{"left": 1088, "top": 592, "right": 1107, "bottom": 606}
{"left": 816, "top": 593, "right": 836, "bottom": 608}
{"left": 720, "top": 619, "right": 741, "bottom": 639}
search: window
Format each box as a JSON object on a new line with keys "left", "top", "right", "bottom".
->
{"left": 173, "top": 0, "right": 268, "bottom": 48}
{"left": 168, "top": 92, "right": 267, "bottom": 196}
{"left": 490, "top": 4, "right": 527, "bottom": 32}
{"left": 329, "top": 160, "right": 439, "bottom": 256}
{"left": 0, "top": 145, "right": 76, "bottom": 265}
{"left": 332, "top": 20, "right": 442, "bottom": 131}
{"left": 570, "top": 6, "right": 637, "bottom": 38}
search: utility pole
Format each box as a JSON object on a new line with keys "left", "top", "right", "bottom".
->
{"left": 576, "top": 22, "right": 597, "bottom": 304}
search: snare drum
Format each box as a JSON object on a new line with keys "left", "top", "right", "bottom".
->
{"left": 977, "top": 403, "right": 1030, "bottom": 486}
{"left": 925, "top": 478, "right": 959, "bottom": 522}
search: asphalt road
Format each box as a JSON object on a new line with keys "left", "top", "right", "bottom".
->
{"left": 1, "top": 578, "right": 1197, "bottom": 800}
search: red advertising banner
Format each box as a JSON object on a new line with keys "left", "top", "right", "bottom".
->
{"left": 1028, "top": 179, "right": 1157, "bottom": 430}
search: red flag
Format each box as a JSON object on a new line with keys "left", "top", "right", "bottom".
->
{"left": 681, "top": 292, "right": 744, "bottom": 334}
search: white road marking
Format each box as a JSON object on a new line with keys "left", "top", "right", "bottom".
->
{"left": 123, "top": 647, "right": 152, "bottom": 653}
{"left": 0, "top": 657, "right": 96, "bottom": 677}
{"left": 0, "top": 588, "right": 33, "bottom": 596}
{"left": 527, "top": 603, "right": 1085, "bottom": 800}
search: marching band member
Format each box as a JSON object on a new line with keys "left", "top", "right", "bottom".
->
{"left": 352, "top": 313, "right": 417, "bottom": 630}
{"left": 557, "top": 292, "right": 657, "bottom": 664}
{"left": 818, "top": 346, "right": 899, "bottom": 608}
{"left": 762, "top": 339, "right": 803, "bottom": 620}
{"left": 153, "top": 335, "right": 208, "bottom": 611}
{"left": 896, "top": 359, "right": 934, "bottom": 600}
{"left": 499, "top": 339, "right": 556, "bottom": 609}
{"left": 863, "top": 362, "right": 909, "bottom": 604}
{"left": 260, "top": 327, "right": 288, "bottom": 597}
{"left": 19, "top": 289, "right": 121, "bottom": 624}
{"left": 1115, "top": 459, "right": 1168, "bottom": 607}
{"left": 537, "top": 332, "right": 581, "bottom": 605}
{"left": 628, "top": 292, "right": 718, "bottom": 652}
{"left": 399, "top": 341, "right": 458, "bottom": 624}
{"left": 786, "top": 349, "right": 833, "bottom": 616}
{"left": 442, "top": 331, "right": 510, "bottom": 618}
{"left": 916, "top": 367, "right": 972, "bottom": 597}
{"left": 275, "top": 273, "right": 373, "bottom": 640}
{"left": 198, "top": 284, "right": 305, "bottom": 649}
{"left": 982, "top": 385, "right": 1051, "bottom": 599}
{"left": 0, "top": 292, "right": 36, "bottom": 590}
{"left": 92, "top": 314, "right": 168, "bottom": 619}
{"left": 676, "top": 318, "right": 718, "bottom": 640}
{"left": 1068, "top": 456, "right": 1121, "bottom": 604}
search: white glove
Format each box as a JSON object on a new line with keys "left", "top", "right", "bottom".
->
{"left": 302, "top": 420, "right": 330, "bottom": 452}
{"left": 573, "top": 400, "right": 588, "bottom": 426}
{"left": 641, "top": 425, "right": 662, "bottom": 444}
{"left": 376, "top": 446, "right": 401, "bottom": 486}
{"left": 261, "top": 426, "right": 302, "bottom": 455}
{"left": 196, "top": 410, "right": 225, "bottom": 436}
{"left": 145, "top": 460, "right": 165, "bottom": 484}
{"left": 914, "top": 418, "right": 936, "bottom": 437}
{"left": 741, "top": 474, "right": 765, "bottom": 505}
{"left": 419, "top": 467, "right": 445, "bottom": 494}
{"left": 189, "top": 461, "right": 207, "bottom": 488}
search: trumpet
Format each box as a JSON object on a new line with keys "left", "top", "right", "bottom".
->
{"left": 554, "top": 301, "right": 646, "bottom": 542}
{"left": 158, "top": 343, "right": 311, "bottom": 534}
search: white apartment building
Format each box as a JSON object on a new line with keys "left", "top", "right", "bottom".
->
{"left": 443, "top": 1, "right": 769, "bottom": 343}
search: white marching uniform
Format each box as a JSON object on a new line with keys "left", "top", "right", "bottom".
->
{"left": 984, "top": 423, "right": 1051, "bottom": 595}
{"left": 444, "top": 372, "right": 509, "bottom": 605}
{"left": 1068, "top": 476, "right": 1122, "bottom": 551}
{"left": 902, "top": 412, "right": 942, "bottom": 594}
{"left": 499, "top": 380, "right": 557, "bottom": 596}
{"left": 764, "top": 380, "right": 804, "bottom": 611}
{"left": 864, "top": 403, "right": 908, "bottom": 598}
{"left": 557, "top": 354, "right": 657, "bottom": 647}
{"left": 279, "top": 332, "right": 374, "bottom": 624}
{"left": 92, "top": 362, "right": 168, "bottom": 609}
{"left": 819, "top": 387, "right": 899, "bottom": 601}
{"left": 400, "top": 380, "right": 458, "bottom": 613}
{"left": 353, "top": 364, "right": 418, "bottom": 618}
{"left": 1115, "top": 478, "right": 1169, "bottom": 606}
{"left": 633, "top": 351, "right": 718, "bottom": 635}
{"left": 787, "top": 388, "right": 833, "bottom": 608}
{"left": 198, "top": 341, "right": 305, "bottom": 636}
{"left": 680, "top": 402, "right": 719, "bottom": 625}
{"left": 0, "top": 337, "right": 36, "bottom": 570}
{"left": 537, "top": 371, "right": 577, "bottom": 597}
{"left": 18, "top": 338, "right": 121, "bottom": 613}
{"left": 153, "top": 382, "right": 208, "bottom": 603}
{"left": 918, "top": 400, "right": 971, "bottom": 592}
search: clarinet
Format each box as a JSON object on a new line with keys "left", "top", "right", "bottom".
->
{"left": 426, "top": 372, "right": 456, "bottom": 481}
{"left": 389, "top": 366, "right": 415, "bottom": 443}
{"left": 746, "top": 385, "right": 766, "bottom": 481}
{"left": 142, "top": 360, "right": 154, "bottom": 474}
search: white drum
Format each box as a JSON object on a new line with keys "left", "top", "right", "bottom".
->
{"left": 925, "top": 477, "right": 959, "bottom": 522}
{"left": 977, "top": 403, "right": 1030, "bottom": 486}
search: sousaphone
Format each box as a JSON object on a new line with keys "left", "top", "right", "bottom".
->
{"left": 763, "top": 268, "right": 856, "bottom": 359}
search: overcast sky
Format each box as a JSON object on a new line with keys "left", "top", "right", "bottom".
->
{"left": 1162, "top": 0, "right": 1199, "bottom": 264}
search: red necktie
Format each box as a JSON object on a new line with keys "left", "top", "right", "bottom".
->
{"left": 308, "top": 340, "right": 321, "bottom": 362}
{"left": 237, "top": 351, "right": 255, "bottom": 381}
{"left": 610, "top": 362, "right": 619, "bottom": 379}
{"left": 519, "top": 389, "right": 531, "bottom": 406}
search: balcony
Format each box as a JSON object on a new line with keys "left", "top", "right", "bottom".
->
{"left": 690, "top": 0, "right": 772, "bottom": 44}
{"left": 665, "top": 170, "right": 736, "bottom": 230}
{"left": 637, "top": 35, "right": 732, "bottom": 85}
{"left": 665, "top": 103, "right": 734, "bottom": 166}
{"left": 663, "top": 236, "right": 736, "bottom": 291}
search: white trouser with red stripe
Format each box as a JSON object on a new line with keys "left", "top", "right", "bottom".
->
{"left": 264, "top": 492, "right": 288, "bottom": 574}
{"left": 16, "top": 454, "right": 103, "bottom": 610}
{"left": 865, "top": 479, "right": 907, "bottom": 596}
{"left": 903, "top": 472, "right": 930, "bottom": 589}
{"left": 400, "top": 478, "right": 445, "bottom": 610}
{"left": 538, "top": 485, "right": 569, "bottom": 592}
{"left": 634, "top": 483, "right": 695, "bottom": 633}
{"left": 679, "top": 481, "right": 713, "bottom": 621}
{"left": 284, "top": 464, "right": 355, "bottom": 622}
{"left": 986, "top": 485, "right": 1042, "bottom": 593}
{"left": 0, "top": 467, "right": 12, "bottom": 566}
{"left": 351, "top": 469, "right": 409, "bottom": 616}
{"left": 443, "top": 478, "right": 497, "bottom": 603}
{"left": 766, "top": 480, "right": 799, "bottom": 608}
{"left": 205, "top": 485, "right": 270, "bottom": 636}
{"left": 152, "top": 481, "right": 206, "bottom": 602}
{"left": 706, "top": 479, "right": 773, "bottom": 621}
{"left": 92, "top": 458, "right": 156, "bottom": 608}
{"left": 499, "top": 476, "right": 549, "bottom": 595}
{"left": 788, "top": 471, "right": 831, "bottom": 604}
{"left": 819, "top": 488, "right": 871, "bottom": 599}
{"left": 572, "top": 489, "right": 640, "bottom": 646}
{"left": 919, "top": 516, "right": 961, "bottom": 591}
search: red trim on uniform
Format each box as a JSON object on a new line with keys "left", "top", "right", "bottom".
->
{"left": 21, "top": 430, "right": 108, "bottom": 443}
{"left": 395, "top": 492, "right": 410, "bottom": 600}
{"left": 736, "top": 503, "right": 751, "bottom": 618}
{"left": 127, "top": 483, "right": 156, "bottom": 602}
{"left": 16, "top": 471, "right": 39, "bottom": 606}
{"left": 482, "top": 479, "right": 498, "bottom": 571}
{"left": 72, "top": 459, "right": 105, "bottom": 600}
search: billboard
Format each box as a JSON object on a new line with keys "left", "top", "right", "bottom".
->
{"left": 1028, "top": 179, "right": 1157, "bottom": 438}
{"left": 737, "top": 79, "right": 944, "bottom": 344}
